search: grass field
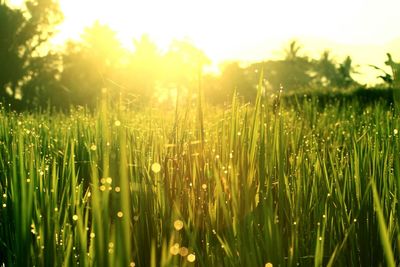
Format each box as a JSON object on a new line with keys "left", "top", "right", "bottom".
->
{"left": 0, "top": 88, "right": 399, "bottom": 266}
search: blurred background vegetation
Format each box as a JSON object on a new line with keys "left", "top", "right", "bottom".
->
{"left": 1, "top": 0, "right": 399, "bottom": 111}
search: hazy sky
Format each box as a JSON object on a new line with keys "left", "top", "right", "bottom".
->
{"left": 9, "top": 0, "right": 400, "bottom": 84}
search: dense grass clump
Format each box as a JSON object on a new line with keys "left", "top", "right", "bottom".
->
{"left": 0, "top": 89, "right": 399, "bottom": 266}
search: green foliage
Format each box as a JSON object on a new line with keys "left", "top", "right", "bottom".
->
{"left": 60, "top": 22, "right": 125, "bottom": 108}
{"left": 0, "top": 0, "right": 62, "bottom": 108}
{"left": 371, "top": 54, "right": 400, "bottom": 113}
{"left": 312, "top": 51, "right": 357, "bottom": 89}
{"left": 212, "top": 62, "right": 255, "bottom": 102}
{"left": 249, "top": 41, "right": 314, "bottom": 92}
{"left": 0, "top": 87, "right": 399, "bottom": 266}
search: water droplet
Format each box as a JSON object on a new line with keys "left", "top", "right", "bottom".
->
{"left": 201, "top": 184, "right": 207, "bottom": 190}
{"left": 72, "top": 215, "right": 78, "bottom": 221}
{"left": 115, "top": 186, "right": 121, "bottom": 192}
{"left": 90, "top": 233, "right": 95, "bottom": 238}
{"left": 179, "top": 247, "right": 189, "bottom": 257}
{"left": 174, "top": 220, "right": 184, "bottom": 231}
{"left": 265, "top": 263, "right": 273, "bottom": 267}
{"left": 187, "top": 253, "right": 196, "bottom": 262}
{"left": 170, "top": 243, "right": 180, "bottom": 255}
{"left": 117, "top": 211, "right": 123, "bottom": 218}
{"left": 115, "top": 120, "right": 121, "bottom": 127}
{"left": 90, "top": 144, "right": 97, "bottom": 151}
{"left": 151, "top": 163, "right": 161, "bottom": 173}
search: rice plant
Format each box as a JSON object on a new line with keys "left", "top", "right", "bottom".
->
{"left": 0, "top": 86, "right": 399, "bottom": 266}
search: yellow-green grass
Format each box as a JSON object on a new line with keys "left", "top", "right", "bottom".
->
{"left": 0, "top": 89, "right": 399, "bottom": 266}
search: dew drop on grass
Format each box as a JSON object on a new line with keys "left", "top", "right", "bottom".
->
{"left": 114, "top": 120, "right": 121, "bottom": 127}
{"left": 202, "top": 184, "right": 207, "bottom": 190}
{"left": 265, "top": 263, "right": 273, "bottom": 267}
{"left": 394, "top": 129, "right": 398, "bottom": 135}
{"left": 72, "top": 215, "right": 78, "bottom": 221}
{"left": 90, "top": 144, "right": 97, "bottom": 151}
{"left": 151, "top": 162, "right": 161, "bottom": 173}
{"left": 117, "top": 211, "right": 123, "bottom": 218}
{"left": 115, "top": 186, "right": 121, "bottom": 192}
{"left": 90, "top": 233, "right": 95, "bottom": 238}
{"left": 174, "top": 220, "right": 184, "bottom": 231}
{"left": 2, "top": 203, "right": 6, "bottom": 208}
{"left": 130, "top": 262, "right": 135, "bottom": 267}
{"left": 187, "top": 253, "right": 196, "bottom": 262}
{"left": 179, "top": 247, "right": 189, "bottom": 257}
{"left": 170, "top": 243, "right": 180, "bottom": 255}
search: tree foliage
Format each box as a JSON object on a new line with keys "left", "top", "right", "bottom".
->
{"left": 0, "top": 4, "right": 381, "bottom": 110}
{"left": 59, "top": 22, "right": 125, "bottom": 108}
{"left": 0, "top": 0, "right": 62, "bottom": 109}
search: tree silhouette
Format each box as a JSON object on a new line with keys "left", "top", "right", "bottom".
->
{"left": 313, "top": 50, "right": 337, "bottom": 87}
{"left": 60, "top": 22, "right": 125, "bottom": 108}
{"left": 250, "top": 41, "right": 313, "bottom": 92}
{"left": 0, "top": 0, "right": 62, "bottom": 109}
{"left": 122, "top": 35, "right": 163, "bottom": 103}
{"left": 218, "top": 62, "right": 255, "bottom": 102}
{"left": 161, "top": 40, "right": 210, "bottom": 105}
{"left": 312, "top": 51, "right": 357, "bottom": 89}
{"left": 284, "top": 40, "right": 302, "bottom": 61}
{"left": 336, "top": 56, "right": 356, "bottom": 88}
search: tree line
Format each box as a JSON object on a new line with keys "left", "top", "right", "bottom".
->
{"left": 1, "top": 1, "right": 399, "bottom": 111}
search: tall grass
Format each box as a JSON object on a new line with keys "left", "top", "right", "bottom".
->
{"left": 0, "top": 86, "right": 399, "bottom": 266}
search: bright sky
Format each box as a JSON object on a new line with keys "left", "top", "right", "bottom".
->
{"left": 9, "top": 0, "right": 400, "bottom": 84}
